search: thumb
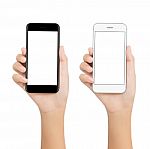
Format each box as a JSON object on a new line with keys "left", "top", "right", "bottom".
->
{"left": 59, "top": 46, "right": 69, "bottom": 89}
{"left": 126, "top": 46, "right": 136, "bottom": 90}
{"left": 126, "top": 46, "right": 135, "bottom": 71}
{"left": 126, "top": 46, "right": 134, "bottom": 62}
{"left": 60, "top": 46, "right": 67, "bottom": 62}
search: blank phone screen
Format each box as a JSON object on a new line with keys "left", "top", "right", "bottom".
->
{"left": 28, "top": 31, "right": 58, "bottom": 85}
{"left": 94, "top": 31, "right": 125, "bottom": 85}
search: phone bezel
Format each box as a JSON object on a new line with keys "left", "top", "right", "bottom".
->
{"left": 26, "top": 23, "right": 60, "bottom": 93}
{"left": 93, "top": 23, "right": 127, "bottom": 93}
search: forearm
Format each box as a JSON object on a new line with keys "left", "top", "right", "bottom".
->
{"left": 41, "top": 110, "right": 66, "bottom": 149}
{"left": 108, "top": 110, "right": 132, "bottom": 149}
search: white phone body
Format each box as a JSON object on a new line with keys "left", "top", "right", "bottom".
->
{"left": 93, "top": 23, "right": 127, "bottom": 93}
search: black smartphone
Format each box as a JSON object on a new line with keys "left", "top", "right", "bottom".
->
{"left": 26, "top": 23, "right": 60, "bottom": 93}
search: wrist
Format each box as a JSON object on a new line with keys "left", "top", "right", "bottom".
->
{"left": 40, "top": 108, "right": 66, "bottom": 149}
{"left": 107, "top": 108, "right": 133, "bottom": 149}
{"left": 40, "top": 108, "right": 65, "bottom": 118}
{"left": 40, "top": 109, "right": 65, "bottom": 131}
{"left": 37, "top": 100, "right": 67, "bottom": 114}
{"left": 105, "top": 103, "right": 133, "bottom": 116}
{"left": 108, "top": 109, "right": 132, "bottom": 121}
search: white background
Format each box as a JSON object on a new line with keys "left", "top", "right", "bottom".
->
{"left": 94, "top": 32, "right": 124, "bottom": 84}
{"left": 28, "top": 31, "right": 57, "bottom": 85}
{"left": 0, "top": 0, "right": 150, "bottom": 148}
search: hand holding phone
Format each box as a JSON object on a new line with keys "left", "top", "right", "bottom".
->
{"left": 80, "top": 45, "right": 136, "bottom": 113}
{"left": 13, "top": 45, "right": 69, "bottom": 113}
{"left": 13, "top": 45, "right": 68, "bottom": 148}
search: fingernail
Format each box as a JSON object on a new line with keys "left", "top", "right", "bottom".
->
{"left": 22, "top": 67, "right": 26, "bottom": 72}
{"left": 23, "top": 78, "right": 28, "bottom": 83}
{"left": 127, "top": 46, "right": 132, "bottom": 55}
{"left": 89, "top": 57, "right": 93, "bottom": 63}
{"left": 22, "top": 57, "right": 26, "bottom": 63}
{"left": 88, "top": 67, "right": 93, "bottom": 72}
{"left": 89, "top": 77, "right": 94, "bottom": 83}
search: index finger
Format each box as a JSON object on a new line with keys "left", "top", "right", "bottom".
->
{"left": 21, "top": 47, "right": 26, "bottom": 56}
{"left": 88, "top": 47, "right": 93, "bottom": 56}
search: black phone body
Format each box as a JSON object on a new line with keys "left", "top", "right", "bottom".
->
{"left": 26, "top": 23, "right": 60, "bottom": 93}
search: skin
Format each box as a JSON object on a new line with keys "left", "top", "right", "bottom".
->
{"left": 79, "top": 46, "right": 136, "bottom": 149}
{"left": 12, "top": 46, "right": 68, "bottom": 149}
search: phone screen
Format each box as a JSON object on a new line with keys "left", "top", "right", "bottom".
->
{"left": 94, "top": 31, "right": 125, "bottom": 85}
{"left": 28, "top": 31, "right": 58, "bottom": 85}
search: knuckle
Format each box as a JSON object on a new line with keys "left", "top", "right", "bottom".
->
{"left": 16, "top": 54, "right": 20, "bottom": 61}
{"left": 17, "top": 63, "right": 22, "bottom": 69}
{"left": 83, "top": 54, "right": 88, "bottom": 61}
{"left": 12, "top": 63, "right": 16, "bottom": 69}
{"left": 12, "top": 74, "right": 16, "bottom": 81}
{"left": 80, "top": 62, "right": 84, "bottom": 69}
{"left": 79, "top": 74, "right": 83, "bottom": 80}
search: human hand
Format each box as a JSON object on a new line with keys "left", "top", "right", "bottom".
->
{"left": 12, "top": 46, "right": 69, "bottom": 114}
{"left": 79, "top": 46, "right": 136, "bottom": 114}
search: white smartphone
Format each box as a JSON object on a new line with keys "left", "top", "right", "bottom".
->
{"left": 93, "top": 23, "right": 127, "bottom": 93}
